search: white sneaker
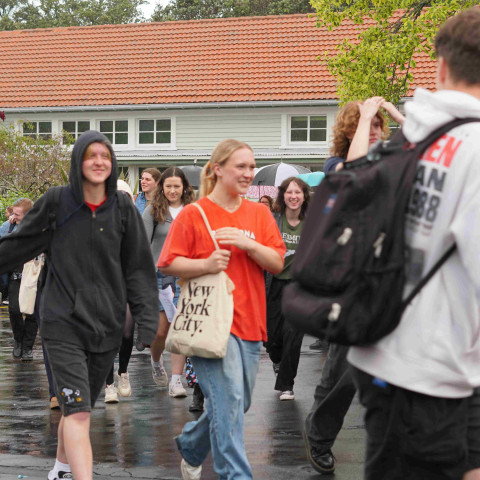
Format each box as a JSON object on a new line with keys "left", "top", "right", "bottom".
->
{"left": 279, "top": 390, "right": 295, "bottom": 401}
{"left": 152, "top": 356, "right": 168, "bottom": 387}
{"left": 104, "top": 384, "right": 119, "bottom": 403}
{"left": 181, "top": 458, "right": 202, "bottom": 480}
{"left": 115, "top": 370, "right": 132, "bottom": 397}
{"left": 169, "top": 377, "right": 187, "bottom": 398}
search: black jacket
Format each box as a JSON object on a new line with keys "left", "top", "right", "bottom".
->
{"left": 0, "top": 131, "right": 158, "bottom": 352}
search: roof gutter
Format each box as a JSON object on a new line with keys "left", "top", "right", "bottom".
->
{"left": 3, "top": 99, "right": 340, "bottom": 114}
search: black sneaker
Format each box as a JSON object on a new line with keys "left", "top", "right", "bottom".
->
{"left": 189, "top": 384, "right": 204, "bottom": 412}
{"left": 309, "top": 339, "right": 329, "bottom": 352}
{"left": 303, "top": 430, "right": 335, "bottom": 475}
{"left": 21, "top": 349, "right": 33, "bottom": 361}
{"left": 12, "top": 341, "right": 22, "bottom": 359}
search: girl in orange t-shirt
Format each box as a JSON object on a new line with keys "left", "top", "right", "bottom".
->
{"left": 158, "top": 139, "right": 285, "bottom": 480}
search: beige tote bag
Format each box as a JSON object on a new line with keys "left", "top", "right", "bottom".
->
{"left": 165, "top": 203, "right": 235, "bottom": 359}
{"left": 19, "top": 255, "right": 45, "bottom": 315}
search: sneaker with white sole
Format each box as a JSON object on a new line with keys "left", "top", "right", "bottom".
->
{"left": 279, "top": 390, "right": 295, "bottom": 401}
{"left": 48, "top": 470, "right": 73, "bottom": 480}
{"left": 169, "top": 377, "right": 187, "bottom": 398}
{"left": 115, "top": 370, "right": 132, "bottom": 397}
{"left": 181, "top": 458, "right": 202, "bottom": 480}
{"left": 104, "top": 383, "right": 119, "bottom": 403}
{"left": 152, "top": 357, "right": 168, "bottom": 387}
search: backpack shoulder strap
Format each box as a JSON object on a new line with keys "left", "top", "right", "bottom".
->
{"left": 45, "top": 186, "right": 63, "bottom": 233}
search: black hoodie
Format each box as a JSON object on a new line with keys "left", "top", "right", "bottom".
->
{"left": 0, "top": 131, "right": 158, "bottom": 352}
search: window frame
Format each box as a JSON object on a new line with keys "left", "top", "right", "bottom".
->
{"left": 99, "top": 119, "right": 129, "bottom": 145}
{"left": 136, "top": 117, "right": 175, "bottom": 148}
{"left": 61, "top": 120, "right": 91, "bottom": 144}
{"left": 22, "top": 121, "right": 53, "bottom": 141}
{"left": 288, "top": 114, "right": 328, "bottom": 145}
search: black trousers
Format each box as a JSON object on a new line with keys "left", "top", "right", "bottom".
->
{"left": 351, "top": 365, "right": 470, "bottom": 480}
{"left": 8, "top": 278, "right": 38, "bottom": 350}
{"left": 304, "top": 343, "right": 356, "bottom": 453}
{"left": 265, "top": 277, "right": 304, "bottom": 391}
{"left": 105, "top": 311, "right": 134, "bottom": 385}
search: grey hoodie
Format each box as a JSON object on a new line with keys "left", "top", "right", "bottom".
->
{"left": 0, "top": 131, "right": 158, "bottom": 352}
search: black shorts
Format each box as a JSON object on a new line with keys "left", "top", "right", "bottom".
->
{"left": 44, "top": 339, "right": 118, "bottom": 416}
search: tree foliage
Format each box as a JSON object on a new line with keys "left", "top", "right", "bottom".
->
{"left": 0, "top": 0, "right": 146, "bottom": 30}
{"left": 311, "top": 0, "right": 479, "bottom": 104}
{"left": 0, "top": 123, "right": 70, "bottom": 201}
{"left": 151, "top": 0, "right": 313, "bottom": 21}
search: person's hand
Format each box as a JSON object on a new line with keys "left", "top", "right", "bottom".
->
{"left": 381, "top": 100, "right": 405, "bottom": 125}
{"left": 359, "top": 96, "right": 384, "bottom": 121}
{"left": 214, "top": 227, "right": 255, "bottom": 252}
{"left": 8, "top": 214, "right": 14, "bottom": 224}
{"left": 204, "top": 249, "right": 231, "bottom": 273}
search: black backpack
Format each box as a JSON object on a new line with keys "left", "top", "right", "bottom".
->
{"left": 282, "top": 118, "right": 477, "bottom": 346}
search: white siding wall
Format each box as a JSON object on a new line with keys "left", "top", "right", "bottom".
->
{"left": 4, "top": 105, "right": 338, "bottom": 153}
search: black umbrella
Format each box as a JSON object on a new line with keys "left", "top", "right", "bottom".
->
{"left": 253, "top": 163, "right": 311, "bottom": 186}
{"left": 178, "top": 165, "right": 203, "bottom": 188}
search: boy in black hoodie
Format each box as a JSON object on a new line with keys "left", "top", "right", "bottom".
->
{"left": 0, "top": 131, "right": 158, "bottom": 480}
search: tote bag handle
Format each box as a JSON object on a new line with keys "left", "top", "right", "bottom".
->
{"left": 193, "top": 203, "right": 220, "bottom": 252}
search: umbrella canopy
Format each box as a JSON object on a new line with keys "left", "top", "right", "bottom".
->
{"left": 252, "top": 163, "right": 311, "bottom": 186}
{"left": 178, "top": 165, "right": 203, "bottom": 188}
{"left": 296, "top": 171, "right": 325, "bottom": 187}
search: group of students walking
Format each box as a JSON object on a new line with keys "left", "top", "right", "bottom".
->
{"left": 1, "top": 7, "right": 480, "bottom": 480}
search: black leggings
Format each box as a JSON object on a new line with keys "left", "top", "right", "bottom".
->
{"left": 105, "top": 308, "right": 135, "bottom": 385}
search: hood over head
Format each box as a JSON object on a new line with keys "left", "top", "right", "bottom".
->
{"left": 403, "top": 88, "right": 480, "bottom": 143}
{"left": 68, "top": 130, "right": 118, "bottom": 205}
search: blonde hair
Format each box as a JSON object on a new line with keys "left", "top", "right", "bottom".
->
{"left": 199, "top": 139, "right": 253, "bottom": 198}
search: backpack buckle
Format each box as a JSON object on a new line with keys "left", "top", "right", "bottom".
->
{"left": 328, "top": 303, "right": 342, "bottom": 322}
{"left": 337, "top": 228, "right": 353, "bottom": 246}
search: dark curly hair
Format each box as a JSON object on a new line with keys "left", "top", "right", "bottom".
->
{"left": 331, "top": 102, "right": 389, "bottom": 159}
{"left": 150, "top": 167, "right": 196, "bottom": 224}
{"left": 273, "top": 176, "right": 311, "bottom": 220}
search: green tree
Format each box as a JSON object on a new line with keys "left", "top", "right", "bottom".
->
{"left": 0, "top": 123, "right": 70, "bottom": 201}
{"left": 311, "top": 0, "right": 478, "bottom": 104}
{"left": 1, "top": 0, "right": 146, "bottom": 30}
{"left": 151, "top": 0, "right": 313, "bottom": 21}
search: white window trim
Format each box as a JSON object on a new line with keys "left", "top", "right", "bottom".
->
{"left": 61, "top": 120, "right": 91, "bottom": 144}
{"left": 22, "top": 120, "right": 53, "bottom": 139}
{"left": 283, "top": 114, "right": 328, "bottom": 148}
{"left": 136, "top": 117, "right": 176, "bottom": 150}
{"left": 97, "top": 119, "right": 129, "bottom": 146}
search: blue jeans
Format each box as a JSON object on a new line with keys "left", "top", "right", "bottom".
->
{"left": 175, "top": 334, "right": 261, "bottom": 480}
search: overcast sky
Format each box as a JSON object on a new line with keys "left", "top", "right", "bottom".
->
{"left": 142, "top": 0, "right": 169, "bottom": 18}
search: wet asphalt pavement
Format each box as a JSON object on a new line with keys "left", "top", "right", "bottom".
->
{"left": 0, "top": 304, "right": 366, "bottom": 480}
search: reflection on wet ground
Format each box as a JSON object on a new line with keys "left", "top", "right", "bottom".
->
{"left": 0, "top": 305, "right": 365, "bottom": 479}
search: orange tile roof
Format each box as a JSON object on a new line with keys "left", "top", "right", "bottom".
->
{"left": 0, "top": 14, "right": 436, "bottom": 108}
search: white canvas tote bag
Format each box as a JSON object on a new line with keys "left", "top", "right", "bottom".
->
{"left": 165, "top": 203, "right": 235, "bottom": 358}
{"left": 19, "top": 255, "right": 45, "bottom": 315}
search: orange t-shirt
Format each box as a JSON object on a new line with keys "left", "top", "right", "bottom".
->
{"left": 158, "top": 197, "right": 286, "bottom": 342}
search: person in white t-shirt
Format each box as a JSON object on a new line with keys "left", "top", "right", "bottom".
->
{"left": 348, "top": 8, "right": 480, "bottom": 480}
{"left": 142, "top": 167, "right": 196, "bottom": 398}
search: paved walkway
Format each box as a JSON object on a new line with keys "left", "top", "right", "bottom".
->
{"left": 0, "top": 306, "right": 365, "bottom": 479}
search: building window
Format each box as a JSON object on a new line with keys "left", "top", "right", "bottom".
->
{"left": 290, "top": 115, "right": 327, "bottom": 143}
{"left": 100, "top": 120, "right": 128, "bottom": 144}
{"left": 388, "top": 120, "right": 401, "bottom": 139}
{"left": 138, "top": 119, "right": 171, "bottom": 145}
{"left": 22, "top": 121, "right": 52, "bottom": 140}
{"left": 62, "top": 121, "right": 90, "bottom": 144}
